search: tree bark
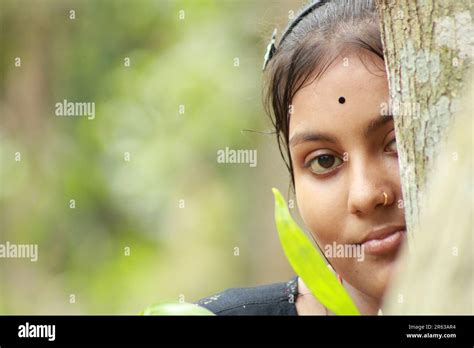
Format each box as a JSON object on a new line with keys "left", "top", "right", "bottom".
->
{"left": 376, "top": 0, "right": 473, "bottom": 314}
{"left": 383, "top": 79, "right": 472, "bottom": 314}
{"left": 377, "top": 0, "right": 472, "bottom": 240}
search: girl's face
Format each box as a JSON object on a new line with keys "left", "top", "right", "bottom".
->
{"left": 289, "top": 53, "right": 406, "bottom": 300}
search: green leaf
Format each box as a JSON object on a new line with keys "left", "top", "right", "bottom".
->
{"left": 140, "top": 302, "right": 215, "bottom": 316}
{"left": 272, "top": 188, "right": 360, "bottom": 315}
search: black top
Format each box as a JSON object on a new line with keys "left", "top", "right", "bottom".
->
{"left": 195, "top": 276, "right": 299, "bottom": 315}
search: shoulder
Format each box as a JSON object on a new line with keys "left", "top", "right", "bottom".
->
{"left": 195, "top": 276, "right": 299, "bottom": 315}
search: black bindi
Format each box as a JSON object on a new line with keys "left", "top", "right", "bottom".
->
{"left": 338, "top": 96, "right": 346, "bottom": 104}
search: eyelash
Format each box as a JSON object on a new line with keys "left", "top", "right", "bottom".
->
{"left": 385, "top": 137, "right": 397, "bottom": 153}
{"left": 304, "top": 137, "right": 398, "bottom": 176}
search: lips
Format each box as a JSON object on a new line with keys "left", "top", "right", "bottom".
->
{"left": 358, "top": 225, "right": 406, "bottom": 255}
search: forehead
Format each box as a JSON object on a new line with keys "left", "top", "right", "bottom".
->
{"left": 289, "top": 53, "right": 388, "bottom": 136}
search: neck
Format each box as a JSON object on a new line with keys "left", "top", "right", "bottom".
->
{"left": 343, "top": 281, "right": 381, "bottom": 315}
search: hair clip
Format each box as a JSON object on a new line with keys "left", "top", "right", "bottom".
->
{"left": 262, "top": 28, "right": 277, "bottom": 71}
{"left": 261, "top": 1, "right": 329, "bottom": 72}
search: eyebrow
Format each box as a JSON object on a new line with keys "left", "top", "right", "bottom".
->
{"left": 289, "top": 115, "right": 394, "bottom": 148}
{"left": 364, "top": 114, "right": 394, "bottom": 137}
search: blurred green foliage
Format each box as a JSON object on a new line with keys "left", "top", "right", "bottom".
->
{"left": 0, "top": 0, "right": 298, "bottom": 314}
{"left": 140, "top": 302, "right": 214, "bottom": 316}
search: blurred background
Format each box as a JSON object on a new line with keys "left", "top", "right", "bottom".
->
{"left": 0, "top": 0, "right": 304, "bottom": 314}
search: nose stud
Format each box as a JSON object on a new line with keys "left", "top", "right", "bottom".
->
{"left": 382, "top": 191, "right": 388, "bottom": 206}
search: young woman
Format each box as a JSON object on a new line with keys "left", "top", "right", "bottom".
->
{"left": 196, "top": 0, "right": 406, "bottom": 315}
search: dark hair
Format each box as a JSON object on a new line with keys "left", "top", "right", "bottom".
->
{"left": 263, "top": 0, "right": 384, "bottom": 189}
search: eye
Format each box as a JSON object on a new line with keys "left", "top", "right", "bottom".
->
{"left": 385, "top": 138, "right": 398, "bottom": 153}
{"left": 307, "top": 154, "right": 343, "bottom": 174}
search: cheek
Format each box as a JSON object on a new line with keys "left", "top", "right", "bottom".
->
{"left": 385, "top": 155, "right": 402, "bottom": 195}
{"left": 294, "top": 173, "right": 347, "bottom": 246}
{"left": 391, "top": 157, "right": 401, "bottom": 184}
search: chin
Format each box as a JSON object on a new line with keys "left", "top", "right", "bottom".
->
{"left": 341, "top": 255, "right": 400, "bottom": 300}
{"left": 365, "top": 255, "right": 401, "bottom": 298}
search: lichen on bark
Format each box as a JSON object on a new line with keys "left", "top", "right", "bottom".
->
{"left": 376, "top": 0, "right": 473, "bottom": 239}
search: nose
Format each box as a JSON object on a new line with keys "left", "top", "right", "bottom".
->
{"left": 347, "top": 155, "right": 394, "bottom": 216}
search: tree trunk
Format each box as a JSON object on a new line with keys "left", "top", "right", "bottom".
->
{"left": 377, "top": 0, "right": 472, "bottom": 239}
{"left": 376, "top": 0, "right": 473, "bottom": 314}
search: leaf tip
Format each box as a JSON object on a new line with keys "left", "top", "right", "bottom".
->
{"left": 271, "top": 187, "right": 283, "bottom": 203}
